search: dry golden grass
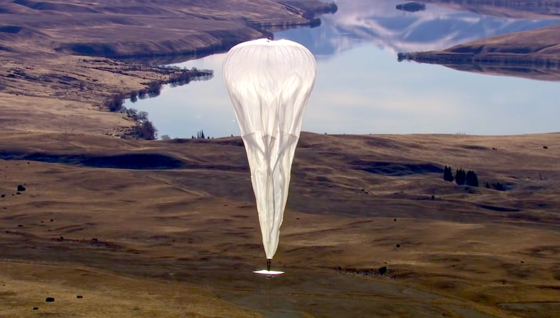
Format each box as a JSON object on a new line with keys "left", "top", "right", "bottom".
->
{"left": 0, "top": 92, "right": 131, "bottom": 135}
{"left": 0, "top": 2, "right": 559, "bottom": 316}
{"left": 0, "top": 261, "right": 262, "bottom": 318}
{"left": 0, "top": 131, "right": 558, "bottom": 317}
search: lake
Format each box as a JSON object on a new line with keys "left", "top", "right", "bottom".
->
{"left": 126, "top": 0, "right": 560, "bottom": 139}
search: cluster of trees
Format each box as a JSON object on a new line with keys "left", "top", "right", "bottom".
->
{"left": 444, "top": 166, "right": 508, "bottom": 191}
{"left": 192, "top": 130, "right": 214, "bottom": 139}
{"left": 114, "top": 107, "right": 158, "bottom": 140}
{"left": 122, "top": 108, "right": 148, "bottom": 122}
{"left": 105, "top": 67, "right": 213, "bottom": 111}
{"left": 129, "top": 82, "right": 162, "bottom": 103}
{"left": 168, "top": 67, "right": 214, "bottom": 88}
{"left": 102, "top": 67, "right": 214, "bottom": 141}
{"left": 105, "top": 87, "right": 158, "bottom": 112}
{"left": 128, "top": 69, "right": 213, "bottom": 103}
{"left": 485, "top": 181, "right": 506, "bottom": 191}
{"left": 125, "top": 120, "right": 158, "bottom": 140}
{"left": 443, "top": 166, "right": 479, "bottom": 187}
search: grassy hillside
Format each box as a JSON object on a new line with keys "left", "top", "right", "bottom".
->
{"left": 0, "top": 131, "right": 559, "bottom": 317}
{"left": 420, "top": 0, "right": 560, "bottom": 19}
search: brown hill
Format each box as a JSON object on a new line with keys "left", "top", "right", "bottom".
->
{"left": 0, "top": 131, "right": 559, "bottom": 317}
{"left": 0, "top": 0, "right": 333, "bottom": 59}
{"left": 400, "top": 24, "right": 560, "bottom": 80}
{"left": 420, "top": 0, "right": 560, "bottom": 19}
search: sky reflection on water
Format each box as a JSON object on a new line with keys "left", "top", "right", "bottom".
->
{"left": 126, "top": 0, "right": 560, "bottom": 138}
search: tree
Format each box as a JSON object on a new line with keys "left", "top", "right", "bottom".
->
{"left": 130, "top": 91, "right": 138, "bottom": 103}
{"left": 443, "top": 166, "right": 454, "bottom": 182}
{"left": 196, "top": 130, "right": 205, "bottom": 139}
{"left": 455, "top": 168, "right": 466, "bottom": 185}
{"left": 161, "top": 135, "right": 171, "bottom": 140}
{"left": 466, "top": 170, "right": 479, "bottom": 187}
{"left": 137, "top": 111, "right": 149, "bottom": 123}
{"left": 137, "top": 120, "right": 158, "bottom": 140}
{"left": 105, "top": 94, "right": 124, "bottom": 112}
{"left": 138, "top": 90, "right": 147, "bottom": 100}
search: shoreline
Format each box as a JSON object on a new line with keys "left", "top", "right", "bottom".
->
{"left": 397, "top": 23, "right": 560, "bottom": 80}
{"left": 0, "top": 0, "right": 337, "bottom": 138}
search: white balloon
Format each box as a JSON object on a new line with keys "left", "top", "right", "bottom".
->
{"left": 223, "top": 38, "right": 317, "bottom": 260}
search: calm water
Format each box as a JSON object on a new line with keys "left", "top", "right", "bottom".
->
{"left": 127, "top": 0, "right": 560, "bottom": 139}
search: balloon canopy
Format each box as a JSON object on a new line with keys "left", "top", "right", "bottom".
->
{"left": 223, "top": 38, "right": 317, "bottom": 260}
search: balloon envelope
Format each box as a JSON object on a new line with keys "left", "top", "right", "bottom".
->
{"left": 223, "top": 39, "right": 317, "bottom": 259}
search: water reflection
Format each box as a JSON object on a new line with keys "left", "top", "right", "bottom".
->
{"left": 280, "top": 0, "right": 560, "bottom": 58}
{"left": 126, "top": 0, "right": 560, "bottom": 139}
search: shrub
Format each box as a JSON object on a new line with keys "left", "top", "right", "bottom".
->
{"left": 125, "top": 108, "right": 138, "bottom": 117}
{"left": 495, "top": 182, "right": 505, "bottom": 191}
{"left": 105, "top": 94, "right": 124, "bottom": 112}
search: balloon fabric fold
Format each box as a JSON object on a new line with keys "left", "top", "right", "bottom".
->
{"left": 223, "top": 39, "right": 317, "bottom": 260}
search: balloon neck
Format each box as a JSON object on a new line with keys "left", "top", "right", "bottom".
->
{"left": 267, "top": 259, "right": 271, "bottom": 271}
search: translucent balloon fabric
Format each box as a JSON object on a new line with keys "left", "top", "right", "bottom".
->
{"left": 223, "top": 39, "right": 317, "bottom": 259}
